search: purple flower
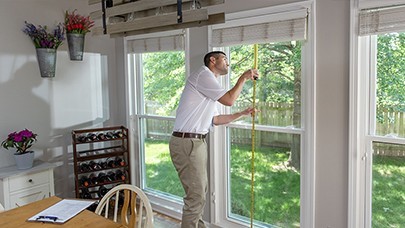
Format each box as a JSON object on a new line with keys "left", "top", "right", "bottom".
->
{"left": 13, "top": 134, "right": 23, "bottom": 142}
{"left": 1, "top": 128, "right": 37, "bottom": 154}
{"left": 23, "top": 21, "right": 65, "bottom": 49}
{"left": 8, "top": 132, "right": 17, "bottom": 138}
{"left": 19, "top": 129, "right": 33, "bottom": 138}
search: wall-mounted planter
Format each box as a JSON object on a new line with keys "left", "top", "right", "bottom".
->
{"left": 67, "top": 33, "right": 85, "bottom": 61}
{"left": 36, "top": 48, "right": 56, "bottom": 78}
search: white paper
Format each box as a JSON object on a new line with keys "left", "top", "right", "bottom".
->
{"left": 27, "top": 199, "right": 96, "bottom": 224}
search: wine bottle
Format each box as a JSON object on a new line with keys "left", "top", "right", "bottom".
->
{"left": 98, "top": 186, "right": 109, "bottom": 198}
{"left": 105, "top": 132, "right": 114, "bottom": 139}
{"left": 97, "top": 133, "right": 106, "bottom": 140}
{"left": 81, "top": 188, "right": 92, "bottom": 199}
{"left": 97, "top": 172, "right": 107, "bottom": 184}
{"left": 79, "top": 163, "right": 90, "bottom": 172}
{"left": 107, "top": 159, "right": 116, "bottom": 168}
{"left": 99, "top": 161, "right": 108, "bottom": 169}
{"left": 114, "top": 157, "right": 126, "bottom": 167}
{"left": 79, "top": 176, "right": 90, "bottom": 187}
{"left": 86, "top": 133, "right": 97, "bottom": 141}
{"left": 107, "top": 171, "right": 116, "bottom": 182}
{"left": 113, "top": 130, "right": 124, "bottom": 138}
{"left": 115, "top": 170, "right": 126, "bottom": 181}
{"left": 89, "top": 173, "right": 98, "bottom": 185}
{"left": 77, "top": 135, "right": 87, "bottom": 143}
{"left": 89, "top": 161, "right": 102, "bottom": 171}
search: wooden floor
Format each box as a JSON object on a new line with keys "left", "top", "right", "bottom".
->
{"left": 153, "top": 212, "right": 181, "bottom": 228}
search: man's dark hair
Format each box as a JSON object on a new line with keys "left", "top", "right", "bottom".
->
{"left": 204, "top": 51, "right": 226, "bottom": 67}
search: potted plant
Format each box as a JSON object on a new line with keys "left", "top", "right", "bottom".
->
{"left": 64, "top": 10, "right": 95, "bottom": 61}
{"left": 1, "top": 129, "right": 38, "bottom": 169}
{"left": 23, "top": 21, "right": 65, "bottom": 78}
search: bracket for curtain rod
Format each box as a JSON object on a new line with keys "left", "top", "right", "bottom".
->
{"left": 177, "top": 0, "right": 183, "bottom": 23}
{"left": 101, "top": 0, "right": 107, "bottom": 34}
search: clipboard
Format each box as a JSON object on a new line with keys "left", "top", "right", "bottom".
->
{"left": 27, "top": 199, "right": 96, "bottom": 224}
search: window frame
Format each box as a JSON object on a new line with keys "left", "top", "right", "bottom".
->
{"left": 208, "top": 2, "right": 315, "bottom": 227}
{"left": 124, "top": 29, "right": 190, "bottom": 220}
{"left": 349, "top": 1, "right": 405, "bottom": 227}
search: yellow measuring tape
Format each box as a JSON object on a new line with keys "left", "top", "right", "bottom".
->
{"left": 250, "top": 44, "right": 258, "bottom": 228}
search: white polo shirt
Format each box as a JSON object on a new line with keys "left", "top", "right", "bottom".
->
{"left": 173, "top": 66, "right": 227, "bottom": 134}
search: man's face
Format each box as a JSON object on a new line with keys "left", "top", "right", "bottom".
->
{"left": 212, "top": 54, "right": 229, "bottom": 75}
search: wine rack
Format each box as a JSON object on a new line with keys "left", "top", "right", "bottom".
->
{"left": 72, "top": 126, "right": 130, "bottom": 200}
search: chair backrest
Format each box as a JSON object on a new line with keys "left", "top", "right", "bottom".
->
{"left": 95, "top": 184, "right": 154, "bottom": 228}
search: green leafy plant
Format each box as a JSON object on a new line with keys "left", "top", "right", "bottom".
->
{"left": 64, "top": 10, "right": 95, "bottom": 34}
{"left": 1, "top": 129, "right": 37, "bottom": 154}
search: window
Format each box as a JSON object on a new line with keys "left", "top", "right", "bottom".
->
{"left": 125, "top": 30, "right": 187, "bottom": 217}
{"left": 350, "top": 2, "right": 405, "bottom": 227}
{"left": 210, "top": 3, "right": 314, "bottom": 227}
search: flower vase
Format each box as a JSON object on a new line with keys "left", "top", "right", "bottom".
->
{"left": 36, "top": 48, "right": 56, "bottom": 78}
{"left": 67, "top": 33, "right": 85, "bottom": 61}
{"left": 14, "top": 151, "right": 35, "bottom": 170}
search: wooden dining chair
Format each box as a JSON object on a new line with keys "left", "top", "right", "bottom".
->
{"left": 95, "top": 184, "right": 154, "bottom": 228}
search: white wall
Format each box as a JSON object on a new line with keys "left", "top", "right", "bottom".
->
{"left": 316, "top": 0, "right": 349, "bottom": 227}
{"left": 0, "top": 0, "right": 122, "bottom": 198}
{"left": 0, "top": 0, "right": 351, "bottom": 227}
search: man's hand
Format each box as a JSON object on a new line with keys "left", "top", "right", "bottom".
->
{"left": 240, "top": 69, "right": 259, "bottom": 81}
{"left": 213, "top": 107, "right": 259, "bottom": 126}
{"left": 240, "top": 107, "right": 259, "bottom": 117}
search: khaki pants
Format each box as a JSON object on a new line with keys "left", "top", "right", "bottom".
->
{"left": 169, "top": 136, "right": 207, "bottom": 228}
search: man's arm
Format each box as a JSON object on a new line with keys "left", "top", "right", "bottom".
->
{"left": 212, "top": 107, "right": 256, "bottom": 125}
{"left": 218, "top": 69, "right": 259, "bottom": 106}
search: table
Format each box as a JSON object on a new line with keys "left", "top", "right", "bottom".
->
{"left": 0, "top": 196, "right": 122, "bottom": 227}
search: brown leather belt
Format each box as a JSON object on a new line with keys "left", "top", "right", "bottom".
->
{"left": 172, "top": 131, "right": 207, "bottom": 139}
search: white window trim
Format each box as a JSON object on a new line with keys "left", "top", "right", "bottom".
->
{"left": 208, "top": 1, "right": 315, "bottom": 227}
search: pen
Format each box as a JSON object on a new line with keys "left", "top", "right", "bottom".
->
{"left": 36, "top": 215, "right": 59, "bottom": 222}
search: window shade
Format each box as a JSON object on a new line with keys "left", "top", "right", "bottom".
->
{"left": 127, "top": 34, "right": 185, "bottom": 53}
{"left": 359, "top": 5, "right": 405, "bottom": 36}
{"left": 211, "top": 11, "right": 307, "bottom": 47}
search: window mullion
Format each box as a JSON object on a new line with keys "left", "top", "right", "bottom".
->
{"left": 368, "top": 36, "right": 377, "bottom": 136}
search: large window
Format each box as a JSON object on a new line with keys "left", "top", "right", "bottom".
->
{"left": 126, "top": 31, "right": 187, "bottom": 216}
{"left": 210, "top": 4, "right": 314, "bottom": 227}
{"left": 351, "top": 3, "right": 405, "bottom": 227}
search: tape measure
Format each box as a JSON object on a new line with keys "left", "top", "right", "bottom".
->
{"left": 250, "top": 44, "right": 258, "bottom": 228}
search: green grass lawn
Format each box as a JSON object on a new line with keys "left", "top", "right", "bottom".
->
{"left": 230, "top": 143, "right": 300, "bottom": 227}
{"left": 144, "top": 139, "right": 404, "bottom": 227}
{"left": 372, "top": 155, "right": 405, "bottom": 228}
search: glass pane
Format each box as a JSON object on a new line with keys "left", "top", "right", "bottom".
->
{"left": 372, "top": 142, "right": 405, "bottom": 227}
{"left": 229, "top": 128, "right": 300, "bottom": 227}
{"left": 143, "top": 118, "right": 184, "bottom": 198}
{"left": 376, "top": 33, "right": 405, "bottom": 137}
{"left": 228, "top": 42, "right": 302, "bottom": 128}
{"left": 142, "top": 51, "right": 185, "bottom": 116}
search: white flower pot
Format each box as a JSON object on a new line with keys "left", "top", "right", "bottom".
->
{"left": 14, "top": 151, "right": 35, "bottom": 170}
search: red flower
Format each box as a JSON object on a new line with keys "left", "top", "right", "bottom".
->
{"left": 64, "top": 10, "right": 94, "bottom": 34}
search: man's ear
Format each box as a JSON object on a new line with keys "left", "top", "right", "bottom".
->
{"left": 210, "top": 56, "right": 216, "bottom": 64}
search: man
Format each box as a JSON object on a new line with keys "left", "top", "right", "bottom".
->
{"left": 169, "top": 51, "right": 259, "bottom": 227}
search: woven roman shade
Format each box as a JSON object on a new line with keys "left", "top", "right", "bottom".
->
{"left": 127, "top": 33, "right": 185, "bottom": 53}
{"left": 211, "top": 9, "right": 308, "bottom": 47}
{"left": 359, "top": 4, "right": 405, "bottom": 36}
